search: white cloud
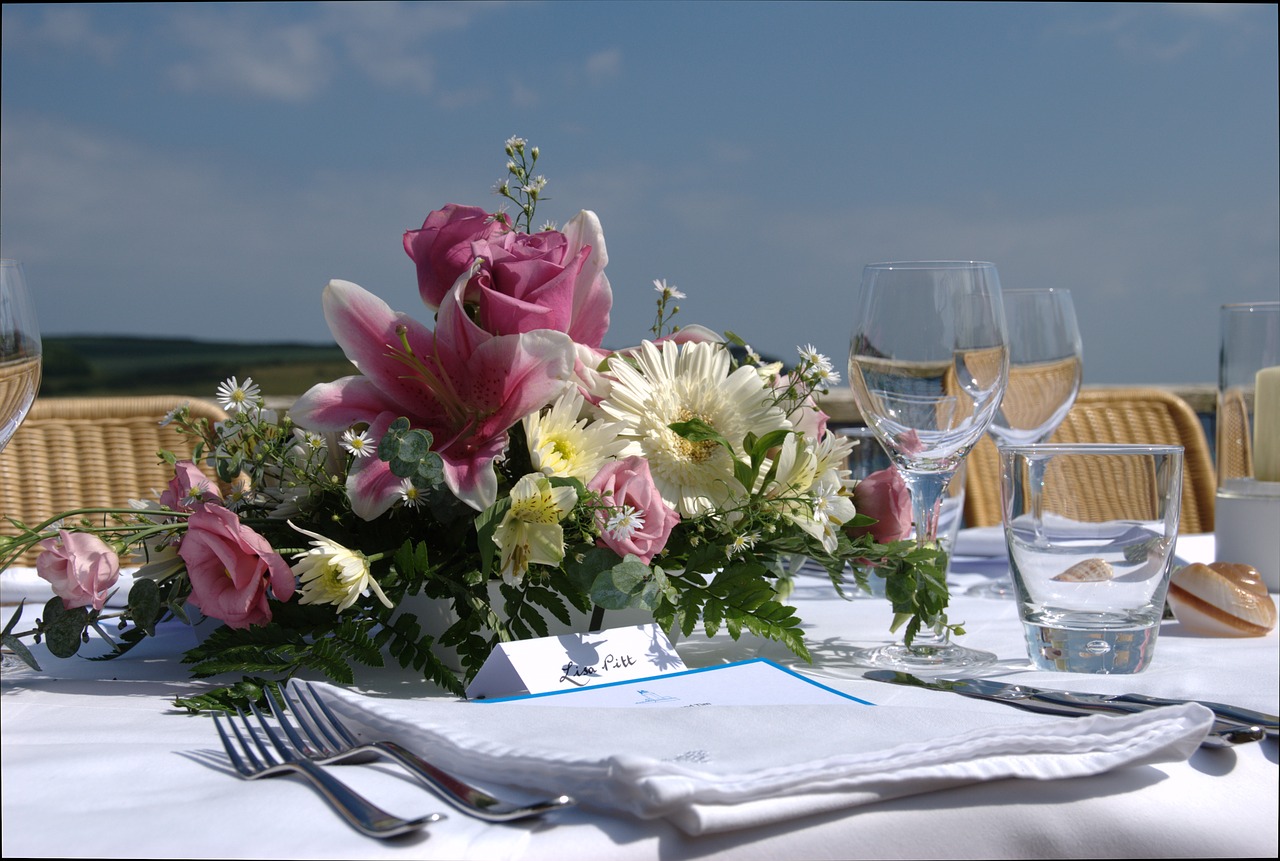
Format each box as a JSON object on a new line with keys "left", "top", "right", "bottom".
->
{"left": 2, "top": 5, "right": 123, "bottom": 64}
{"left": 161, "top": 2, "right": 498, "bottom": 101}
{"left": 1049, "top": 3, "right": 1270, "bottom": 62}
{"left": 167, "top": 12, "right": 331, "bottom": 101}
{"left": 585, "top": 48, "right": 623, "bottom": 85}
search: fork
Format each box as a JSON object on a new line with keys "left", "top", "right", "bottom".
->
{"left": 281, "top": 682, "right": 575, "bottom": 822}
{"left": 212, "top": 703, "right": 442, "bottom": 838}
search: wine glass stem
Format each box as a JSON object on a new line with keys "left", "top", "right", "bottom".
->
{"left": 901, "top": 467, "right": 957, "bottom": 647}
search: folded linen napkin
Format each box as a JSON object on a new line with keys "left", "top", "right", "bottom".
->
{"left": 297, "top": 679, "right": 1213, "bottom": 836}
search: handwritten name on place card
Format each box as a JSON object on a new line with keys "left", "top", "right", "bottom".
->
{"left": 465, "top": 623, "right": 686, "bottom": 700}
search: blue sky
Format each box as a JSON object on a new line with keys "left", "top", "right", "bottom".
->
{"left": 2, "top": 1, "right": 1277, "bottom": 385}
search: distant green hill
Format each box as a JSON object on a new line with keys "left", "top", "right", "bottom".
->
{"left": 40, "top": 336, "right": 352, "bottom": 399}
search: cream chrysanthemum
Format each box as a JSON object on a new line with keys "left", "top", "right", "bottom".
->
{"left": 599, "top": 340, "right": 791, "bottom": 517}
{"left": 289, "top": 522, "right": 391, "bottom": 612}
{"left": 523, "top": 390, "right": 627, "bottom": 482}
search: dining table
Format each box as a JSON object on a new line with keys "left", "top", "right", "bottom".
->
{"left": 2, "top": 530, "right": 1276, "bottom": 860}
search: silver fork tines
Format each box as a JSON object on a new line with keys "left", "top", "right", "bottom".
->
{"left": 283, "top": 681, "right": 575, "bottom": 822}
{"left": 212, "top": 703, "right": 440, "bottom": 838}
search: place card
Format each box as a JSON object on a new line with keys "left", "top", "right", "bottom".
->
{"left": 475, "top": 658, "right": 874, "bottom": 708}
{"left": 464, "top": 622, "right": 686, "bottom": 700}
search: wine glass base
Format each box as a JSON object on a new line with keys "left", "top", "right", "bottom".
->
{"left": 965, "top": 579, "right": 1016, "bottom": 599}
{"left": 850, "top": 641, "right": 997, "bottom": 672}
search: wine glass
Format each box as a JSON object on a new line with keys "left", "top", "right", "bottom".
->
{"left": 847, "top": 261, "right": 1008, "bottom": 670}
{"left": 0, "top": 259, "right": 42, "bottom": 453}
{"left": 967, "top": 288, "right": 1082, "bottom": 598}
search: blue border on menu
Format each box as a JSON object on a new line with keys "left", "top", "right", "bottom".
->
{"left": 472, "top": 657, "right": 876, "bottom": 705}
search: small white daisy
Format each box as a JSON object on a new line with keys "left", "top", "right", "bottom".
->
{"left": 652, "top": 278, "right": 687, "bottom": 300}
{"left": 159, "top": 403, "right": 188, "bottom": 426}
{"left": 341, "top": 428, "right": 375, "bottom": 458}
{"left": 399, "top": 479, "right": 423, "bottom": 509}
{"left": 797, "top": 345, "right": 834, "bottom": 373}
{"left": 215, "top": 376, "right": 260, "bottom": 414}
{"left": 604, "top": 505, "right": 645, "bottom": 542}
{"left": 506, "top": 135, "right": 527, "bottom": 151}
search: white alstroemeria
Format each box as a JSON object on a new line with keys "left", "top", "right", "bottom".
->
{"left": 132, "top": 533, "right": 185, "bottom": 581}
{"left": 493, "top": 474, "right": 577, "bottom": 584}
{"left": 289, "top": 522, "right": 390, "bottom": 612}
{"left": 524, "top": 389, "right": 627, "bottom": 482}
{"left": 215, "top": 376, "right": 260, "bottom": 414}
{"left": 796, "top": 474, "right": 857, "bottom": 554}
{"left": 758, "top": 433, "right": 820, "bottom": 500}
{"left": 812, "top": 431, "right": 856, "bottom": 491}
{"left": 599, "top": 340, "right": 791, "bottom": 517}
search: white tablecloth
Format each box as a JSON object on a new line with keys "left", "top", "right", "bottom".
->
{"left": 3, "top": 533, "right": 1277, "bottom": 859}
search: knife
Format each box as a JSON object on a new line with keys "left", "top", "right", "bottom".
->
{"left": 863, "top": 671, "right": 1274, "bottom": 744}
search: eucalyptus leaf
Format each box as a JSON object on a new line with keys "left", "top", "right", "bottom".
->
{"left": 41, "top": 598, "right": 90, "bottom": 659}
{"left": 128, "top": 577, "right": 162, "bottom": 636}
{"left": 589, "top": 556, "right": 656, "bottom": 610}
{"left": 1, "top": 632, "right": 41, "bottom": 671}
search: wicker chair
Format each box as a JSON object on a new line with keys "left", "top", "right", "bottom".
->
{"left": 964, "top": 387, "right": 1216, "bottom": 534}
{"left": 0, "top": 395, "right": 228, "bottom": 565}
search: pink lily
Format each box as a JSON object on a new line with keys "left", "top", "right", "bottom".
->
{"left": 291, "top": 275, "right": 576, "bottom": 516}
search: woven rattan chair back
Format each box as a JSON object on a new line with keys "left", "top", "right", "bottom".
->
{"left": 0, "top": 396, "right": 228, "bottom": 565}
{"left": 964, "top": 387, "right": 1215, "bottom": 533}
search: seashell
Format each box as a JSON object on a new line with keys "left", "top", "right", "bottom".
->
{"left": 1167, "top": 562, "right": 1278, "bottom": 637}
{"left": 1052, "top": 558, "right": 1114, "bottom": 582}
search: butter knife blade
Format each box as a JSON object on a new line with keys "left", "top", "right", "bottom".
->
{"left": 863, "top": 671, "right": 1275, "bottom": 739}
{"left": 860, "top": 671, "right": 1112, "bottom": 719}
{"left": 934, "top": 675, "right": 1278, "bottom": 735}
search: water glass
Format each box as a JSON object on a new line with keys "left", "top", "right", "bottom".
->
{"left": 1216, "top": 301, "right": 1280, "bottom": 591}
{"left": 1001, "top": 444, "right": 1183, "bottom": 674}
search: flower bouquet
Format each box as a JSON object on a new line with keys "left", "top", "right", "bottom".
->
{"left": 1, "top": 139, "right": 955, "bottom": 709}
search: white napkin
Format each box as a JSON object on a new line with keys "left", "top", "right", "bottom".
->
{"left": 952, "top": 526, "right": 1009, "bottom": 558}
{"left": 298, "top": 680, "right": 1213, "bottom": 836}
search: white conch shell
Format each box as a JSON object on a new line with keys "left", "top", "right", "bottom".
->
{"left": 1167, "top": 561, "right": 1278, "bottom": 637}
{"left": 1052, "top": 558, "right": 1114, "bottom": 582}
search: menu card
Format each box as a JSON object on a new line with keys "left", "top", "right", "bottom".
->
{"left": 475, "top": 657, "right": 874, "bottom": 708}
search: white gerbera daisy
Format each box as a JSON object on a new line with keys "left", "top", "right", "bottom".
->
{"left": 524, "top": 390, "right": 627, "bottom": 481}
{"left": 599, "top": 340, "right": 791, "bottom": 517}
{"left": 215, "top": 376, "right": 260, "bottom": 414}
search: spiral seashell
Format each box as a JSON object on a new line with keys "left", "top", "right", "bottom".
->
{"left": 1052, "top": 558, "right": 1114, "bottom": 582}
{"left": 1167, "top": 562, "right": 1278, "bottom": 637}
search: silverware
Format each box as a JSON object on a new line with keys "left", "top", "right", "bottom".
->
{"left": 862, "top": 671, "right": 1269, "bottom": 748}
{"left": 212, "top": 704, "right": 442, "bottom": 838}
{"left": 283, "top": 682, "right": 575, "bottom": 822}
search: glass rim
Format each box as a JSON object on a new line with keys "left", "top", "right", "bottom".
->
{"left": 1220, "top": 301, "right": 1279, "bottom": 311}
{"left": 998, "top": 443, "right": 1183, "bottom": 456}
{"left": 863, "top": 260, "right": 996, "bottom": 270}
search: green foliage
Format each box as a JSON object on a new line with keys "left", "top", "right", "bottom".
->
{"left": 379, "top": 418, "right": 445, "bottom": 489}
{"left": 173, "top": 678, "right": 283, "bottom": 714}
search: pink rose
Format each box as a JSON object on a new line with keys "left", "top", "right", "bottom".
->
{"left": 159, "top": 461, "right": 222, "bottom": 511}
{"left": 849, "top": 467, "right": 913, "bottom": 543}
{"left": 179, "top": 504, "right": 295, "bottom": 629}
{"left": 587, "top": 456, "right": 680, "bottom": 565}
{"left": 35, "top": 530, "right": 122, "bottom": 611}
{"left": 404, "top": 206, "right": 612, "bottom": 348}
